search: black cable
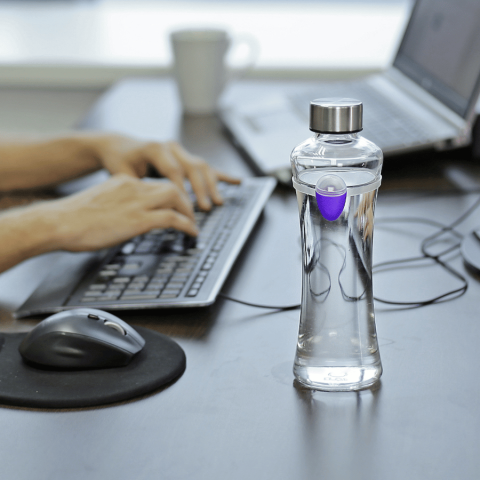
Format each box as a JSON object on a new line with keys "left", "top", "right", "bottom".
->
{"left": 373, "top": 255, "right": 468, "bottom": 306}
{"left": 372, "top": 221, "right": 468, "bottom": 306}
{"left": 372, "top": 195, "right": 480, "bottom": 306}
{"left": 420, "top": 194, "right": 480, "bottom": 258}
{"left": 218, "top": 293, "right": 300, "bottom": 311}
{"left": 219, "top": 194, "right": 480, "bottom": 311}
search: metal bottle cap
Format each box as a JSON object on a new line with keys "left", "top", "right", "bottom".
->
{"left": 309, "top": 98, "right": 363, "bottom": 133}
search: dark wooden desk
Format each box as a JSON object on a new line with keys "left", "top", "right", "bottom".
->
{"left": 0, "top": 78, "right": 479, "bottom": 480}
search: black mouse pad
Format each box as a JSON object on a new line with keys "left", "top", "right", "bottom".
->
{"left": 0, "top": 327, "right": 186, "bottom": 409}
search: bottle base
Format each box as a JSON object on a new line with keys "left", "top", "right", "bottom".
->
{"left": 293, "top": 363, "right": 382, "bottom": 392}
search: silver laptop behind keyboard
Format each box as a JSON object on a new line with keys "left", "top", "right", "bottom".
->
{"left": 290, "top": 79, "right": 435, "bottom": 151}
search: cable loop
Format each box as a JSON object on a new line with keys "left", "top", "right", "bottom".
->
{"left": 220, "top": 194, "right": 480, "bottom": 311}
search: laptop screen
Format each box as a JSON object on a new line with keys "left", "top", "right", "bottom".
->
{"left": 394, "top": 0, "right": 480, "bottom": 119}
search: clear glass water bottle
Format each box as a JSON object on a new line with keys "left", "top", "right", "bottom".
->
{"left": 291, "top": 98, "right": 383, "bottom": 391}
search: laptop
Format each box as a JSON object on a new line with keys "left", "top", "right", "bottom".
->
{"left": 221, "top": 0, "right": 480, "bottom": 184}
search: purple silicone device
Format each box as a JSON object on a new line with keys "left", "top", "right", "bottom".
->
{"left": 315, "top": 174, "right": 347, "bottom": 221}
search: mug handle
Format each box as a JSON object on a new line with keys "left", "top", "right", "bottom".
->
{"left": 227, "top": 34, "right": 260, "bottom": 82}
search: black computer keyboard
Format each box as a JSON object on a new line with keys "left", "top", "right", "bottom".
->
{"left": 61, "top": 178, "right": 276, "bottom": 310}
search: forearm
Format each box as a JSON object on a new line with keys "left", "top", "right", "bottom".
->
{"left": 0, "top": 203, "right": 61, "bottom": 273}
{"left": 0, "top": 173, "right": 201, "bottom": 273}
{"left": 0, "top": 133, "right": 103, "bottom": 191}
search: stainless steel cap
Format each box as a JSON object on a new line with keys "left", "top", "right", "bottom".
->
{"left": 309, "top": 98, "right": 363, "bottom": 133}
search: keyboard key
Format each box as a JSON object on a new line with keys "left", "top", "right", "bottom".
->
{"left": 156, "top": 268, "right": 175, "bottom": 275}
{"left": 134, "top": 275, "right": 150, "bottom": 282}
{"left": 178, "top": 257, "right": 198, "bottom": 264}
{"left": 148, "top": 277, "right": 166, "bottom": 284}
{"left": 171, "top": 273, "right": 190, "bottom": 281}
{"left": 187, "top": 289, "right": 199, "bottom": 297}
{"left": 174, "top": 255, "right": 193, "bottom": 262}
{"left": 163, "top": 233, "right": 177, "bottom": 241}
{"left": 148, "top": 228, "right": 164, "bottom": 235}
{"left": 104, "top": 264, "right": 121, "bottom": 270}
{"left": 162, "top": 289, "right": 181, "bottom": 296}
{"left": 121, "top": 242, "right": 136, "bottom": 255}
{"left": 144, "top": 288, "right": 163, "bottom": 295}
{"left": 137, "top": 240, "right": 154, "bottom": 248}
{"left": 121, "top": 294, "right": 159, "bottom": 300}
{"left": 88, "top": 284, "right": 107, "bottom": 291}
{"left": 106, "top": 286, "right": 124, "bottom": 292}
{"left": 167, "top": 282, "right": 185, "bottom": 290}
{"left": 99, "top": 270, "right": 116, "bottom": 277}
{"left": 113, "top": 277, "right": 131, "bottom": 283}
{"left": 122, "top": 290, "right": 156, "bottom": 297}
{"left": 135, "top": 246, "right": 154, "bottom": 254}
{"left": 122, "top": 263, "right": 143, "bottom": 272}
{"left": 83, "top": 291, "right": 104, "bottom": 297}
{"left": 100, "top": 291, "right": 122, "bottom": 297}
{"left": 95, "top": 294, "right": 121, "bottom": 301}
{"left": 176, "top": 267, "right": 194, "bottom": 274}
{"left": 123, "top": 288, "right": 144, "bottom": 295}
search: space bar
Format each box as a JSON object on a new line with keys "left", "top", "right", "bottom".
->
{"left": 120, "top": 294, "right": 159, "bottom": 300}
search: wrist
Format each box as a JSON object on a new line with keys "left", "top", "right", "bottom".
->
{"left": 0, "top": 202, "right": 63, "bottom": 273}
{"left": 0, "top": 134, "right": 104, "bottom": 192}
{"left": 81, "top": 133, "right": 120, "bottom": 166}
{"left": 63, "top": 133, "right": 105, "bottom": 171}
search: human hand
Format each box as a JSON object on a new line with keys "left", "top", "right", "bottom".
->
{"left": 354, "top": 191, "right": 375, "bottom": 241}
{"left": 91, "top": 134, "right": 240, "bottom": 210}
{"left": 41, "top": 174, "right": 198, "bottom": 252}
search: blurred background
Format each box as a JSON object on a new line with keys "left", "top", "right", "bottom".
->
{"left": 0, "top": 0, "right": 413, "bottom": 134}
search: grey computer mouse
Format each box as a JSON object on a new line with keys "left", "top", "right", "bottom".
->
{"left": 18, "top": 308, "right": 146, "bottom": 370}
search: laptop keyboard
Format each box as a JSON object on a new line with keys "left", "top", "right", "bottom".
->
{"left": 64, "top": 178, "right": 276, "bottom": 309}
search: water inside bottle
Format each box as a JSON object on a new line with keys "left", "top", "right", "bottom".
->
{"left": 294, "top": 170, "right": 382, "bottom": 391}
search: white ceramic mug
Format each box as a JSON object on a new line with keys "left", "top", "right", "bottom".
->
{"left": 170, "top": 28, "right": 257, "bottom": 115}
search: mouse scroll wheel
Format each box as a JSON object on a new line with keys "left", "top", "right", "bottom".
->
{"left": 104, "top": 321, "right": 126, "bottom": 335}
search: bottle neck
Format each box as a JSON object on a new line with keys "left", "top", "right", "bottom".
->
{"left": 315, "top": 132, "right": 359, "bottom": 143}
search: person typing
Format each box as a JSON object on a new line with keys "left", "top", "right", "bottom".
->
{"left": 0, "top": 133, "right": 239, "bottom": 274}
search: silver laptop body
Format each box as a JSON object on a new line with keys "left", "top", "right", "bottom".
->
{"left": 221, "top": 0, "right": 480, "bottom": 183}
